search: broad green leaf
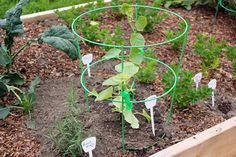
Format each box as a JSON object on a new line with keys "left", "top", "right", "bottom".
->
{"left": 164, "top": 1, "right": 172, "bottom": 8}
{"left": 95, "top": 87, "right": 113, "bottom": 101}
{"left": 1, "top": 0, "right": 28, "bottom": 35}
{"left": 115, "top": 62, "right": 139, "bottom": 76}
{"left": 120, "top": 3, "right": 133, "bottom": 17}
{"left": 112, "top": 96, "right": 122, "bottom": 110}
{"left": 0, "top": 45, "right": 11, "bottom": 66}
{"left": 112, "top": 97, "right": 139, "bottom": 128}
{"left": 123, "top": 110, "right": 139, "bottom": 129}
{"left": 88, "top": 88, "right": 99, "bottom": 97}
{"left": 141, "top": 109, "right": 151, "bottom": 123}
{"left": 1, "top": 73, "right": 24, "bottom": 86}
{"left": 135, "top": 16, "right": 147, "bottom": 32}
{"left": 103, "top": 48, "right": 121, "bottom": 60}
{"left": 130, "top": 33, "right": 145, "bottom": 46}
{"left": 0, "top": 81, "right": 9, "bottom": 96}
{"left": 41, "top": 25, "right": 78, "bottom": 60}
{"left": 0, "top": 105, "right": 10, "bottom": 119}
{"left": 103, "top": 73, "right": 131, "bottom": 86}
{"left": 129, "top": 48, "right": 143, "bottom": 65}
{"left": 28, "top": 77, "right": 40, "bottom": 93}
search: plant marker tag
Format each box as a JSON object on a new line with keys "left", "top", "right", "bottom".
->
{"left": 121, "top": 91, "right": 133, "bottom": 111}
{"left": 145, "top": 95, "right": 157, "bottom": 136}
{"left": 208, "top": 79, "right": 217, "bottom": 107}
{"left": 192, "top": 72, "right": 202, "bottom": 90}
{"left": 82, "top": 137, "right": 96, "bottom": 157}
{"left": 82, "top": 54, "right": 93, "bottom": 77}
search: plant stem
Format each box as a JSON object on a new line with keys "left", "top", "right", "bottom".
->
{"left": 8, "top": 105, "right": 24, "bottom": 110}
{"left": 12, "top": 38, "right": 38, "bottom": 60}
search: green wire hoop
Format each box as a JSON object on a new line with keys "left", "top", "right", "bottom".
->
{"left": 72, "top": 4, "right": 189, "bottom": 152}
{"left": 219, "top": 0, "right": 236, "bottom": 13}
{"left": 72, "top": 5, "right": 189, "bottom": 48}
{"left": 214, "top": 0, "right": 236, "bottom": 25}
{"left": 80, "top": 56, "right": 177, "bottom": 104}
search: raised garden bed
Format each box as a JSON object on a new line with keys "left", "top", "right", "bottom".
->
{"left": 0, "top": 0, "right": 236, "bottom": 157}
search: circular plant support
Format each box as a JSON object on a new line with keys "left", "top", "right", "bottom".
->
{"left": 72, "top": 5, "right": 189, "bottom": 48}
{"left": 72, "top": 3, "right": 189, "bottom": 152}
{"left": 80, "top": 56, "right": 177, "bottom": 104}
{"left": 215, "top": 0, "right": 236, "bottom": 24}
{"left": 219, "top": 0, "right": 236, "bottom": 13}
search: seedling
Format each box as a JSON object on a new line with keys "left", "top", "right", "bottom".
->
{"left": 82, "top": 54, "right": 93, "bottom": 77}
{"left": 192, "top": 72, "right": 203, "bottom": 90}
{"left": 82, "top": 137, "right": 96, "bottom": 157}
{"left": 208, "top": 79, "right": 217, "bottom": 108}
{"left": 145, "top": 95, "right": 157, "bottom": 136}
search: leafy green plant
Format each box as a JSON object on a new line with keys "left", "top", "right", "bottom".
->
{"left": 0, "top": 0, "right": 78, "bottom": 119}
{"left": 138, "top": 0, "right": 169, "bottom": 32}
{"left": 164, "top": 0, "right": 215, "bottom": 10}
{"left": 48, "top": 85, "right": 84, "bottom": 157}
{"left": 0, "top": 77, "right": 40, "bottom": 119}
{"left": 165, "top": 21, "right": 185, "bottom": 51}
{"left": 194, "top": 33, "right": 226, "bottom": 73}
{"left": 225, "top": 46, "right": 236, "bottom": 75}
{"left": 162, "top": 65, "right": 212, "bottom": 109}
{"left": 137, "top": 49, "right": 157, "bottom": 83}
{"left": 90, "top": 3, "right": 150, "bottom": 129}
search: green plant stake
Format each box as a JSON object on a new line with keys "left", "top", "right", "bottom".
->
{"left": 72, "top": 2, "right": 189, "bottom": 152}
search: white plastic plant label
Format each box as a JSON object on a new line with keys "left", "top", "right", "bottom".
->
{"left": 82, "top": 137, "right": 96, "bottom": 157}
{"left": 82, "top": 54, "right": 93, "bottom": 77}
{"left": 82, "top": 54, "right": 93, "bottom": 65}
{"left": 145, "top": 95, "right": 157, "bottom": 136}
{"left": 145, "top": 95, "right": 157, "bottom": 109}
{"left": 192, "top": 72, "right": 202, "bottom": 90}
{"left": 208, "top": 79, "right": 217, "bottom": 108}
{"left": 208, "top": 79, "right": 217, "bottom": 90}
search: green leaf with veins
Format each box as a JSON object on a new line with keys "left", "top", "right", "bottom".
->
{"left": 130, "top": 33, "right": 145, "bottom": 46}
{"left": 1, "top": 72, "right": 25, "bottom": 86}
{"left": 135, "top": 16, "right": 147, "bottom": 32}
{"left": 123, "top": 110, "right": 139, "bottom": 129}
{"left": 129, "top": 48, "right": 144, "bottom": 65}
{"left": 0, "top": 45, "right": 11, "bottom": 66}
{"left": 103, "top": 73, "right": 131, "bottom": 86}
{"left": 41, "top": 25, "right": 78, "bottom": 60}
{"left": 115, "top": 62, "right": 139, "bottom": 76}
{"left": 0, "top": 0, "right": 28, "bottom": 35}
{"left": 0, "top": 81, "right": 9, "bottom": 96}
{"left": 95, "top": 87, "right": 113, "bottom": 101}
{"left": 0, "top": 105, "right": 10, "bottom": 119}
{"left": 103, "top": 48, "right": 121, "bottom": 60}
{"left": 120, "top": 3, "right": 133, "bottom": 17}
{"left": 112, "top": 96, "right": 139, "bottom": 129}
{"left": 88, "top": 88, "right": 99, "bottom": 97}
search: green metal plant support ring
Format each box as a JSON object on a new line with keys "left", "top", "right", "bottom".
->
{"left": 72, "top": 3, "right": 189, "bottom": 152}
{"left": 80, "top": 56, "right": 178, "bottom": 104}
{"left": 72, "top": 5, "right": 189, "bottom": 48}
{"left": 214, "top": 0, "right": 236, "bottom": 24}
{"left": 219, "top": 0, "right": 236, "bottom": 13}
